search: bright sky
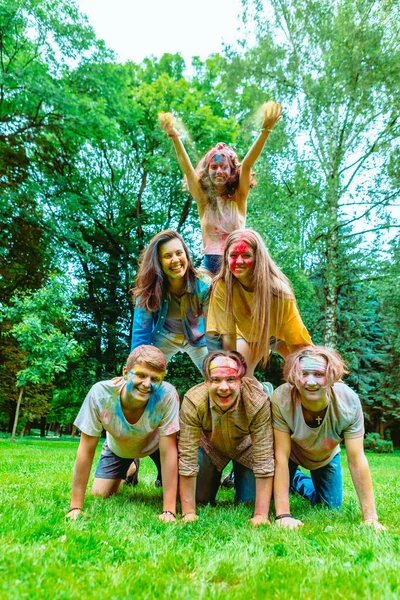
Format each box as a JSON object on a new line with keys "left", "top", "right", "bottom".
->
{"left": 76, "top": 0, "right": 246, "bottom": 64}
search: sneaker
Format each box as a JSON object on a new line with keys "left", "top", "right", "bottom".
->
{"left": 221, "top": 469, "right": 235, "bottom": 489}
{"left": 125, "top": 458, "right": 140, "bottom": 486}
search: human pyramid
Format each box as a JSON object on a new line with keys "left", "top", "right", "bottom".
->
{"left": 66, "top": 102, "right": 385, "bottom": 531}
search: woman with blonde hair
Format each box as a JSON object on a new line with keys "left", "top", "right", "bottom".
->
{"left": 158, "top": 101, "right": 282, "bottom": 274}
{"left": 207, "top": 228, "right": 312, "bottom": 377}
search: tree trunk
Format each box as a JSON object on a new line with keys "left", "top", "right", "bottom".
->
{"left": 324, "top": 184, "right": 340, "bottom": 347}
{"left": 11, "top": 386, "right": 24, "bottom": 443}
{"left": 40, "top": 416, "right": 46, "bottom": 437}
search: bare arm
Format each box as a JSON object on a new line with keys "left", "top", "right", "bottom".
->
{"left": 345, "top": 437, "right": 385, "bottom": 531}
{"left": 158, "top": 112, "right": 207, "bottom": 213}
{"left": 180, "top": 475, "right": 198, "bottom": 522}
{"left": 250, "top": 477, "right": 273, "bottom": 527}
{"left": 159, "top": 433, "right": 178, "bottom": 522}
{"left": 237, "top": 100, "right": 282, "bottom": 211}
{"left": 273, "top": 429, "right": 303, "bottom": 529}
{"left": 67, "top": 433, "right": 99, "bottom": 519}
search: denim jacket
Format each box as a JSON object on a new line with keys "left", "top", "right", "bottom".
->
{"left": 131, "top": 273, "right": 212, "bottom": 350}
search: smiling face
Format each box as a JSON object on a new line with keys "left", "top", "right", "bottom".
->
{"left": 159, "top": 238, "right": 188, "bottom": 282}
{"left": 206, "top": 356, "right": 241, "bottom": 411}
{"left": 227, "top": 241, "right": 255, "bottom": 286}
{"left": 208, "top": 153, "right": 231, "bottom": 187}
{"left": 124, "top": 362, "right": 164, "bottom": 405}
{"left": 297, "top": 356, "right": 329, "bottom": 407}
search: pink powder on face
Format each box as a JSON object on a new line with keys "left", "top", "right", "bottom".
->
{"left": 228, "top": 242, "right": 255, "bottom": 274}
{"left": 231, "top": 242, "right": 250, "bottom": 254}
{"left": 209, "top": 357, "right": 239, "bottom": 373}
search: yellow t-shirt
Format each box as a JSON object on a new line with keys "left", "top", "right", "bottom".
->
{"left": 207, "top": 280, "right": 312, "bottom": 350}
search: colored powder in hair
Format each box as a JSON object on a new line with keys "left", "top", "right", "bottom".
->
{"left": 209, "top": 356, "right": 239, "bottom": 373}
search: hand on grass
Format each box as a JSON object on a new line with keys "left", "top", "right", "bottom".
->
{"left": 182, "top": 513, "right": 199, "bottom": 524}
{"left": 362, "top": 518, "right": 386, "bottom": 532}
{"left": 250, "top": 514, "right": 271, "bottom": 527}
{"left": 158, "top": 511, "right": 177, "bottom": 523}
{"left": 275, "top": 516, "right": 303, "bottom": 530}
{"left": 66, "top": 508, "right": 83, "bottom": 520}
{"left": 261, "top": 100, "right": 282, "bottom": 131}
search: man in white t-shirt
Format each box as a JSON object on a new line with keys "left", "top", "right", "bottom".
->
{"left": 272, "top": 345, "right": 385, "bottom": 531}
{"left": 66, "top": 345, "right": 179, "bottom": 522}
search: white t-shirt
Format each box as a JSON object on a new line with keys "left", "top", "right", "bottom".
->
{"left": 74, "top": 379, "right": 179, "bottom": 458}
{"left": 272, "top": 382, "right": 364, "bottom": 470}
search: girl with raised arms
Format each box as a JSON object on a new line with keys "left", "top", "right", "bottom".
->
{"left": 159, "top": 101, "right": 282, "bottom": 274}
{"left": 206, "top": 229, "right": 312, "bottom": 378}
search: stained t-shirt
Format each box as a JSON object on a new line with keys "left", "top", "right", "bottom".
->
{"left": 272, "top": 382, "right": 364, "bottom": 470}
{"left": 74, "top": 379, "right": 179, "bottom": 458}
{"left": 200, "top": 195, "right": 245, "bottom": 255}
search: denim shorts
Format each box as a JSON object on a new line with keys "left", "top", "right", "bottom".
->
{"left": 94, "top": 442, "right": 134, "bottom": 480}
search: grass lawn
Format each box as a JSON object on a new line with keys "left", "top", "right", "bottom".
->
{"left": 0, "top": 438, "right": 399, "bottom": 600}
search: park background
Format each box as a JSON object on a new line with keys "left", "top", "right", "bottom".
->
{"left": 0, "top": 1, "right": 399, "bottom": 599}
{"left": 1, "top": 0, "right": 399, "bottom": 442}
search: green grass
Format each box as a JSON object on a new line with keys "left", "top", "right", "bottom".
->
{"left": 0, "top": 439, "right": 399, "bottom": 600}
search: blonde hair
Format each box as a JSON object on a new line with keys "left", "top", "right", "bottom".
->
{"left": 214, "top": 229, "right": 294, "bottom": 366}
{"left": 126, "top": 346, "right": 166, "bottom": 374}
{"left": 284, "top": 346, "right": 348, "bottom": 388}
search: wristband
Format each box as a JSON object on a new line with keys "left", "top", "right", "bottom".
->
{"left": 261, "top": 127, "right": 272, "bottom": 132}
{"left": 68, "top": 507, "right": 83, "bottom": 512}
{"left": 167, "top": 133, "right": 181, "bottom": 138}
{"left": 275, "top": 513, "right": 292, "bottom": 520}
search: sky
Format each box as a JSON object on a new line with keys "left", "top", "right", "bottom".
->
{"left": 76, "top": 0, "right": 246, "bottom": 65}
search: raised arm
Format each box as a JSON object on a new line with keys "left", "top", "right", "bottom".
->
{"left": 66, "top": 433, "right": 99, "bottom": 519}
{"left": 237, "top": 100, "right": 282, "bottom": 210}
{"left": 345, "top": 436, "right": 386, "bottom": 531}
{"left": 158, "top": 112, "right": 207, "bottom": 213}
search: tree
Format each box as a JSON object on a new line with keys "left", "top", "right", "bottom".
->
{"left": 0, "top": 277, "right": 81, "bottom": 440}
{"left": 235, "top": 0, "right": 400, "bottom": 345}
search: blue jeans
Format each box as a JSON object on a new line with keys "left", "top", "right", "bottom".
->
{"left": 156, "top": 329, "right": 208, "bottom": 373}
{"left": 203, "top": 254, "right": 222, "bottom": 275}
{"left": 289, "top": 453, "right": 342, "bottom": 509}
{"left": 196, "top": 448, "right": 256, "bottom": 505}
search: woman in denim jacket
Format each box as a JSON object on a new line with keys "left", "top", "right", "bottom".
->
{"left": 131, "top": 229, "right": 211, "bottom": 373}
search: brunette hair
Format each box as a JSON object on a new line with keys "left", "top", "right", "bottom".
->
{"left": 185, "top": 142, "right": 256, "bottom": 202}
{"left": 284, "top": 346, "right": 348, "bottom": 388}
{"left": 132, "top": 230, "right": 197, "bottom": 312}
{"left": 213, "top": 229, "right": 294, "bottom": 367}
{"left": 126, "top": 345, "right": 166, "bottom": 373}
{"left": 202, "top": 350, "right": 247, "bottom": 381}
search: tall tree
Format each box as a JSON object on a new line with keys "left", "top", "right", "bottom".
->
{"left": 235, "top": 0, "right": 400, "bottom": 345}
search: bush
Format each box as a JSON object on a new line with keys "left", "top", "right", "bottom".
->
{"left": 375, "top": 439, "right": 394, "bottom": 453}
{"left": 364, "top": 432, "right": 393, "bottom": 453}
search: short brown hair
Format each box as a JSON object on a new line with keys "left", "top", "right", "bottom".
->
{"left": 284, "top": 346, "right": 348, "bottom": 388}
{"left": 202, "top": 350, "right": 247, "bottom": 381}
{"left": 126, "top": 345, "right": 166, "bottom": 374}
